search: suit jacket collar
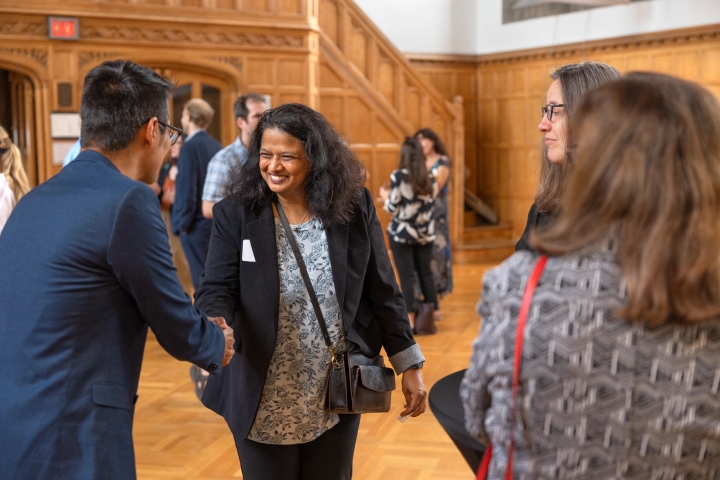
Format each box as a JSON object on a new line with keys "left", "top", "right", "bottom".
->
{"left": 245, "top": 203, "right": 351, "bottom": 331}
{"left": 72, "top": 150, "right": 121, "bottom": 173}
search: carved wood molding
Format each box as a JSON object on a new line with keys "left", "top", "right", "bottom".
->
{"left": 79, "top": 24, "right": 304, "bottom": 49}
{"left": 78, "top": 51, "right": 124, "bottom": 69}
{"left": 208, "top": 56, "right": 243, "bottom": 73}
{"left": 0, "top": 19, "right": 46, "bottom": 37}
{"left": 0, "top": 47, "right": 48, "bottom": 67}
{"left": 476, "top": 25, "right": 720, "bottom": 66}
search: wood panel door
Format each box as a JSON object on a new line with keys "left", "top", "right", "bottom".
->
{"left": 8, "top": 72, "right": 38, "bottom": 187}
{"left": 153, "top": 67, "right": 237, "bottom": 147}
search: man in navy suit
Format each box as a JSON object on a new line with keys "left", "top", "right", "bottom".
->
{"left": 0, "top": 60, "right": 234, "bottom": 480}
{"left": 171, "top": 98, "right": 222, "bottom": 288}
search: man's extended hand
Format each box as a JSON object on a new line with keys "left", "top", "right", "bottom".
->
{"left": 208, "top": 316, "right": 235, "bottom": 366}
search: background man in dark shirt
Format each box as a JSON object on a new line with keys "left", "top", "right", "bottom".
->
{"left": 172, "top": 98, "right": 221, "bottom": 288}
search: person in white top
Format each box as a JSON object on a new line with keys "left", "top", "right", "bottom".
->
{"left": 0, "top": 127, "right": 31, "bottom": 234}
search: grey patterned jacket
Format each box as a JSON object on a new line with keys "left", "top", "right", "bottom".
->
{"left": 461, "top": 243, "right": 720, "bottom": 479}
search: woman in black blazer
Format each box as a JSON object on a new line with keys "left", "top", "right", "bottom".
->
{"left": 193, "top": 103, "right": 427, "bottom": 480}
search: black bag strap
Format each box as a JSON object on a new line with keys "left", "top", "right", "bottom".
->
{"left": 275, "top": 203, "right": 334, "bottom": 352}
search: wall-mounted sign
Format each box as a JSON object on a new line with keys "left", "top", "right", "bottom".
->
{"left": 50, "top": 112, "right": 81, "bottom": 139}
{"left": 48, "top": 17, "right": 79, "bottom": 40}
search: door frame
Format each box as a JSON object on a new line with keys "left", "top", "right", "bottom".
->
{"left": 0, "top": 56, "right": 50, "bottom": 184}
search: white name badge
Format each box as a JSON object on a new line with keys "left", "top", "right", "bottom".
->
{"left": 242, "top": 239, "right": 256, "bottom": 262}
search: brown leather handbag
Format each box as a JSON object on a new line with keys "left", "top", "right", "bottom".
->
{"left": 276, "top": 203, "right": 396, "bottom": 414}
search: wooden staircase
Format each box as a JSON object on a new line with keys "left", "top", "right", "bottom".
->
{"left": 453, "top": 211, "right": 516, "bottom": 264}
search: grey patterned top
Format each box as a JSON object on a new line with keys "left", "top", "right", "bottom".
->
{"left": 247, "top": 216, "right": 348, "bottom": 445}
{"left": 461, "top": 241, "right": 720, "bottom": 479}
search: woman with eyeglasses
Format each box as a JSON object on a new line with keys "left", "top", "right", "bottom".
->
{"left": 463, "top": 71, "right": 720, "bottom": 479}
{"left": 515, "top": 62, "right": 621, "bottom": 251}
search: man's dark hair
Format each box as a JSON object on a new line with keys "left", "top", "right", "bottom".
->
{"left": 233, "top": 93, "right": 267, "bottom": 121}
{"left": 80, "top": 60, "right": 173, "bottom": 151}
{"left": 228, "top": 103, "right": 366, "bottom": 225}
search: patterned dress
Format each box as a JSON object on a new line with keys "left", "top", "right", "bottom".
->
{"left": 247, "top": 216, "right": 348, "bottom": 445}
{"left": 461, "top": 240, "right": 720, "bottom": 479}
{"left": 430, "top": 157, "right": 453, "bottom": 296}
{"left": 384, "top": 168, "right": 437, "bottom": 245}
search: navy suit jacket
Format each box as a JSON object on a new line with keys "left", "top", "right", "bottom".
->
{"left": 0, "top": 151, "right": 225, "bottom": 480}
{"left": 194, "top": 189, "right": 418, "bottom": 440}
{"left": 171, "top": 130, "right": 221, "bottom": 235}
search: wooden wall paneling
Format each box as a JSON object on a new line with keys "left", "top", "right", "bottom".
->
{"left": 408, "top": 56, "right": 479, "bottom": 196}
{"left": 319, "top": 0, "right": 339, "bottom": 45}
{"left": 214, "top": 0, "right": 237, "bottom": 9}
{"left": 0, "top": 0, "right": 313, "bottom": 22}
{"left": 317, "top": 0, "right": 464, "bottom": 244}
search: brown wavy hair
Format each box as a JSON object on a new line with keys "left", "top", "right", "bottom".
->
{"left": 0, "top": 126, "right": 30, "bottom": 202}
{"left": 533, "top": 72, "right": 720, "bottom": 325}
{"left": 535, "top": 62, "right": 621, "bottom": 214}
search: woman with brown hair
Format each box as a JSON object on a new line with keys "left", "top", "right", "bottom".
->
{"left": 414, "top": 128, "right": 453, "bottom": 311}
{"left": 515, "top": 61, "right": 621, "bottom": 251}
{"left": 379, "top": 137, "right": 438, "bottom": 331}
{"left": 0, "top": 126, "right": 30, "bottom": 233}
{"left": 462, "top": 72, "right": 720, "bottom": 478}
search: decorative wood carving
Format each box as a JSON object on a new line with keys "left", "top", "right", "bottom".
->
{"left": 0, "top": 47, "right": 48, "bottom": 67}
{"left": 0, "top": 20, "right": 46, "bottom": 37}
{"left": 79, "top": 25, "right": 304, "bottom": 48}
{"left": 208, "top": 56, "right": 244, "bottom": 73}
{"left": 78, "top": 51, "right": 124, "bottom": 69}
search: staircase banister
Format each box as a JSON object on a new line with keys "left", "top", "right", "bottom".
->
{"left": 319, "top": 31, "right": 417, "bottom": 136}
{"left": 329, "top": 0, "right": 459, "bottom": 123}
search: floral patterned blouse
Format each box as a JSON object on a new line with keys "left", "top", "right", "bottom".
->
{"left": 247, "top": 216, "right": 348, "bottom": 445}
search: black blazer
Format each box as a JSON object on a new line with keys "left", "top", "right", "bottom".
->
{"left": 515, "top": 202, "right": 553, "bottom": 252}
{"left": 194, "top": 188, "right": 417, "bottom": 440}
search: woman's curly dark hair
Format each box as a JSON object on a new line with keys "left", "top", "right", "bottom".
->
{"left": 227, "top": 103, "right": 366, "bottom": 225}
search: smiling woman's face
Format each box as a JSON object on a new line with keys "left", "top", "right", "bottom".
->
{"left": 259, "top": 127, "right": 309, "bottom": 203}
{"left": 538, "top": 79, "right": 567, "bottom": 166}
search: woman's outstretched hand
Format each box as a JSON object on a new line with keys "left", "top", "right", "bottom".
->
{"left": 400, "top": 368, "right": 427, "bottom": 417}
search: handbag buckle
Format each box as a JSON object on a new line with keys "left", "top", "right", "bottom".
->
{"left": 327, "top": 345, "right": 342, "bottom": 368}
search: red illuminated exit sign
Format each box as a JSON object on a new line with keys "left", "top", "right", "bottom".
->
{"left": 48, "top": 17, "right": 79, "bottom": 40}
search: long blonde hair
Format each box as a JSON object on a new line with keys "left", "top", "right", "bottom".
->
{"left": 533, "top": 73, "right": 720, "bottom": 325}
{"left": 0, "top": 127, "right": 30, "bottom": 202}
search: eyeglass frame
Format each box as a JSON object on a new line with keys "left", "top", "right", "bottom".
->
{"left": 140, "top": 117, "right": 184, "bottom": 146}
{"left": 540, "top": 103, "right": 565, "bottom": 122}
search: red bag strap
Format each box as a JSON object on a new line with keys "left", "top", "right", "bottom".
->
{"left": 477, "top": 255, "right": 548, "bottom": 480}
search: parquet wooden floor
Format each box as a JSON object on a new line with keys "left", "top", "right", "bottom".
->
{"left": 133, "top": 262, "right": 496, "bottom": 480}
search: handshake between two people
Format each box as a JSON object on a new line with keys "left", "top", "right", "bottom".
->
{"left": 208, "top": 316, "right": 235, "bottom": 367}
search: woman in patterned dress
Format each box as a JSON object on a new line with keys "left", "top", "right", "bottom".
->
{"left": 414, "top": 128, "right": 452, "bottom": 313}
{"left": 193, "top": 103, "right": 427, "bottom": 480}
{"left": 379, "top": 137, "right": 438, "bottom": 331}
{"left": 462, "top": 73, "right": 720, "bottom": 478}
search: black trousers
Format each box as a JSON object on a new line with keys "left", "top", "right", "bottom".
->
{"left": 234, "top": 414, "right": 361, "bottom": 480}
{"left": 389, "top": 239, "right": 438, "bottom": 313}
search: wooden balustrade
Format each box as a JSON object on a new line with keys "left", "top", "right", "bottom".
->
{"left": 318, "top": 0, "right": 466, "bottom": 246}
